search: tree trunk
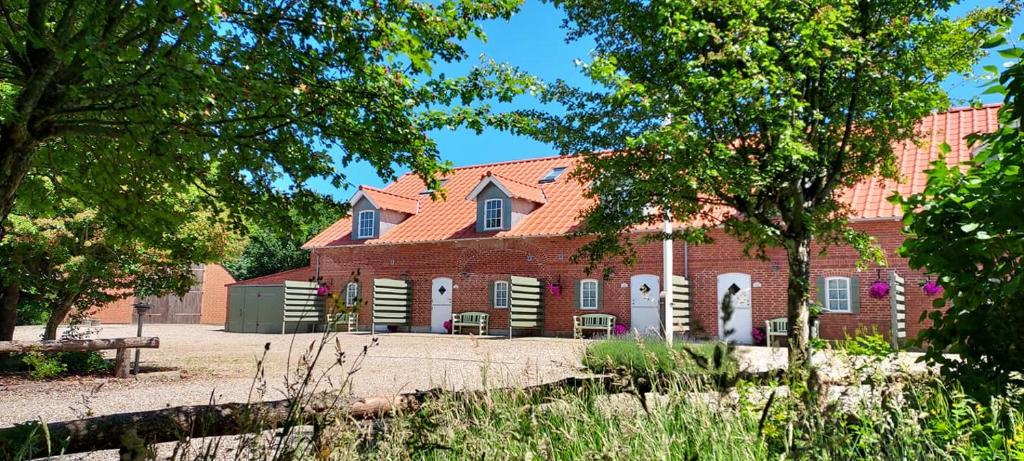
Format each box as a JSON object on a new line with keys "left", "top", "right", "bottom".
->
{"left": 0, "top": 134, "right": 38, "bottom": 241}
{"left": 0, "top": 283, "right": 19, "bottom": 341}
{"left": 784, "top": 234, "right": 813, "bottom": 374}
{"left": 43, "top": 293, "right": 79, "bottom": 340}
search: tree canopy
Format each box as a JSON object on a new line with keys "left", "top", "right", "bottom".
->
{"left": 537, "top": 0, "right": 1004, "bottom": 371}
{"left": 897, "top": 31, "right": 1024, "bottom": 397}
{"left": 0, "top": 0, "right": 535, "bottom": 242}
{"left": 223, "top": 202, "right": 337, "bottom": 281}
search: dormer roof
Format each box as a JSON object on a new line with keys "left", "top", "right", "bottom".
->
{"left": 349, "top": 185, "right": 419, "bottom": 215}
{"left": 465, "top": 171, "right": 547, "bottom": 204}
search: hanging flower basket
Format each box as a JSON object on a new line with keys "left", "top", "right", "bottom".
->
{"left": 547, "top": 283, "right": 562, "bottom": 297}
{"left": 869, "top": 280, "right": 891, "bottom": 299}
{"left": 923, "top": 280, "right": 943, "bottom": 297}
{"left": 316, "top": 283, "right": 329, "bottom": 296}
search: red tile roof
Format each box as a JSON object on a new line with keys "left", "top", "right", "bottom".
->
{"left": 305, "top": 105, "right": 1001, "bottom": 248}
{"left": 842, "top": 104, "right": 1000, "bottom": 219}
{"left": 353, "top": 185, "right": 418, "bottom": 215}
{"left": 466, "top": 171, "right": 547, "bottom": 204}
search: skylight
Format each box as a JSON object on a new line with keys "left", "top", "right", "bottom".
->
{"left": 538, "top": 167, "right": 567, "bottom": 184}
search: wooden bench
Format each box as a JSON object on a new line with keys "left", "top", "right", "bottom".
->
{"left": 451, "top": 312, "right": 489, "bottom": 335}
{"left": 573, "top": 313, "right": 616, "bottom": 339}
{"left": 333, "top": 312, "right": 358, "bottom": 332}
{"left": 0, "top": 337, "right": 160, "bottom": 378}
{"left": 764, "top": 317, "right": 820, "bottom": 347}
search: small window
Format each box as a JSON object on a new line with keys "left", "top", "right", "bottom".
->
{"left": 494, "top": 281, "right": 509, "bottom": 308}
{"left": 484, "top": 198, "right": 503, "bottom": 230}
{"left": 357, "top": 210, "right": 375, "bottom": 238}
{"left": 345, "top": 282, "right": 359, "bottom": 306}
{"left": 580, "top": 279, "right": 599, "bottom": 309}
{"left": 539, "top": 167, "right": 567, "bottom": 183}
{"left": 825, "top": 277, "right": 851, "bottom": 312}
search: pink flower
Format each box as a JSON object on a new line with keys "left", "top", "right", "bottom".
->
{"left": 547, "top": 283, "right": 562, "bottom": 297}
{"left": 751, "top": 327, "right": 766, "bottom": 345}
{"left": 443, "top": 319, "right": 452, "bottom": 333}
{"left": 613, "top": 324, "right": 628, "bottom": 335}
{"left": 923, "top": 280, "right": 943, "bottom": 296}
{"left": 869, "top": 280, "right": 891, "bottom": 299}
{"left": 316, "top": 284, "right": 329, "bottom": 296}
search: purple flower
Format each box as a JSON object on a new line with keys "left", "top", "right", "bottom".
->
{"left": 923, "top": 280, "right": 943, "bottom": 296}
{"left": 869, "top": 280, "right": 891, "bottom": 299}
{"left": 547, "top": 283, "right": 562, "bottom": 297}
{"left": 316, "top": 284, "right": 329, "bottom": 296}
{"left": 613, "top": 324, "right": 628, "bottom": 335}
{"left": 751, "top": 327, "right": 766, "bottom": 345}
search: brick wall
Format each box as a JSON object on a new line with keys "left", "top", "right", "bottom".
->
{"left": 199, "top": 264, "right": 236, "bottom": 325}
{"left": 309, "top": 219, "right": 938, "bottom": 341}
{"left": 86, "top": 295, "right": 135, "bottom": 324}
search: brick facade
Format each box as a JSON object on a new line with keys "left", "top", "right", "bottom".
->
{"left": 86, "top": 264, "right": 235, "bottom": 325}
{"left": 306, "top": 219, "right": 934, "bottom": 341}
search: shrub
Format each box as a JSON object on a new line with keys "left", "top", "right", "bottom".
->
{"left": 15, "top": 351, "right": 112, "bottom": 380}
{"left": 840, "top": 327, "right": 894, "bottom": 358}
{"left": 20, "top": 352, "right": 66, "bottom": 380}
{"left": 582, "top": 338, "right": 738, "bottom": 381}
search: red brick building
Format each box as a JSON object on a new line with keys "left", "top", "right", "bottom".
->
{"left": 232, "top": 105, "right": 999, "bottom": 342}
{"left": 88, "top": 264, "right": 236, "bottom": 325}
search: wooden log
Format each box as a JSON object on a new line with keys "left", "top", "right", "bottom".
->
{"left": 0, "top": 337, "right": 159, "bottom": 353}
{"left": 0, "top": 375, "right": 625, "bottom": 458}
{"left": 113, "top": 348, "right": 130, "bottom": 378}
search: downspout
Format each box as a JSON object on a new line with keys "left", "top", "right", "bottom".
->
{"left": 315, "top": 250, "right": 321, "bottom": 280}
{"left": 684, "top": 240, "right": 689, "bottom": 278}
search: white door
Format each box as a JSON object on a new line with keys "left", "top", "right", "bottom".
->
{"left": 431, "top": 277, "right": 453, "bottom": 333}
{"left": 717, "top": 273, "right": 753, "bottom": 344}
{"left": 630, "top": 274, "right": 661, "bottom": 336}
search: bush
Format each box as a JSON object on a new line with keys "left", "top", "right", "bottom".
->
{"left": 582, "top": 338, "right": 738, "bottom": 380}
{"left": 840, "top": 327, "right": 894, "bottom": 358}
{"left": 16, "top": 351, "right": 112, "bottom": 380}
{"left": 20, "top": 352, "right": 66, "bottom": 380}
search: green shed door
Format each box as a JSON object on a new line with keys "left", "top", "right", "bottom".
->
{"left": 227, "top": 286, "right": 246, "bottom": 332}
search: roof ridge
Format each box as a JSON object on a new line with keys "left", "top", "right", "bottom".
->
{"left": 359, "top": 184, "right": 418, "bottom": 201}
{"left": 939, "top": 102, "right": 1002, "bottom": 114}
{"left": 487, "top": 170, "right": 544, "bottom": 191}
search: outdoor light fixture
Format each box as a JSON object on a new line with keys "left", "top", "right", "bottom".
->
{"left": 131, "top": 301, "right": 152, "bottom": 376}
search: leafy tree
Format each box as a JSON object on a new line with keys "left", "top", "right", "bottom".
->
{"left": 1, "top": 189, "right": 239, "bottom": 340}
{"left": 0, "top": 0, "right": 537, "bottom": 339}
{"left": 224, "top": 203, "right": 338, "bottom": 281}
{"left": 538, "top": 0, "right": 1003, "bottom": 372}
{"left": 897, "top": 32, "right": 1024, "bottom": 397}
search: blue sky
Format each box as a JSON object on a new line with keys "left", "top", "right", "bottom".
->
{"left": 314, "top": 0, "right": 1020, "bottom": 198}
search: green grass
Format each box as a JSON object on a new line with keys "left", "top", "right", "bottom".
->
{"left": 582, "top": 338, "right": 739, "bottom": 379}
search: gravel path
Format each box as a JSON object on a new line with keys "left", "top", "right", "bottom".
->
{"left": 1, "top": 324, "right": 586, "bottom": 428}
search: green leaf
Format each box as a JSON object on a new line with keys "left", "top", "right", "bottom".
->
{"left": 960, "top": 223, "right": 980, "bottom": 233}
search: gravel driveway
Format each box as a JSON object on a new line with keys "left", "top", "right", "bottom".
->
{"left": 1, "top": 324, "right": 586, "bottom": 428}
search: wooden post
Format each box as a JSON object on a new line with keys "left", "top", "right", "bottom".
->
{"left": 113, "top": 348, "right": 130, "bottom": 378}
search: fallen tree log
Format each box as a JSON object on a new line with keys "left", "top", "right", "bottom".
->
{"left": 0, "top": 374, "right": 630, "bottom": 459}
{"left": 0, "top": 337, "right": 159, "bottom": 353}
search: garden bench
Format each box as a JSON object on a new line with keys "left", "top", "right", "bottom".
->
{"left": 765, "top": 317, "right": 819, "bottom": 347}
{"left": 451, "top": 312, "right": 489, "bottom": 335}
{"left": 333, "top": 312, "right": 358, "bottom": 332}
{"left": 0, "top": 337, "right": 160, "bottom": 378}
{"left": 573, "top": 313, "right": 616, "bottom": 339}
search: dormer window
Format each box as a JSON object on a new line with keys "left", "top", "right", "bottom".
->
{"left": 484, "top": 199, "right": 504, "bottom": 230}
{"left": 357, "top": 210, "right": 376, "bottom": 238}
{"left": 539, "top": 167, "right": 567, "bottom": 183}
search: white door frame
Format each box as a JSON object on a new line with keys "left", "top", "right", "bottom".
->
{"left": 717, "top": 272, "right": 753, "bottom": 344}
{"left": 630, "top": 274, "right": 661, "bottom": 336}
{"left": 430, "top": 277, "right": 453, "bottom": 333}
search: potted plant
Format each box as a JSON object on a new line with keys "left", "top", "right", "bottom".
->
{"left": 808, "top": 302, "right": 823, "bottom": 336}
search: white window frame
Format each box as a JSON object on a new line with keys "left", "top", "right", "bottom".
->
{"left": 580, "top": 279, "right": 599, "bottom": 310}
{"left": 357, "top": 210, "right": 375, "bottom": 238}
{"left": 824, "top": 276, "right": 852, "bottom": 313}
{"left": 493, "top": 281, "right": 509, "bottom": 309}
{"left": 483, "top": 198, "right": 503, "bottom": 230}
{"left": 345, "top": 282, "right": 359, "bottom": 306}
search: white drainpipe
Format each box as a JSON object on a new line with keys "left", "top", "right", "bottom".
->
{"left": 663, "top": 210, "right": 674, "bottom": 346}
